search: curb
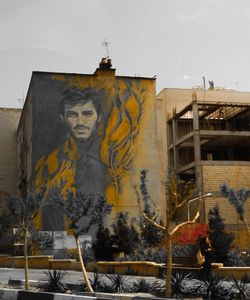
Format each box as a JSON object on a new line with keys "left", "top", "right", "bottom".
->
{"left": 0, "top": 288, "right": 202, "bottom": 299}
{"left": 1, "top": 288, "right": 97, "bottom": 300}
{"left": 0, "top": 288, "right": 18, "bottom": 300}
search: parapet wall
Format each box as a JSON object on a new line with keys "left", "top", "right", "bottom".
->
{"left": 0, "top": 255, "right": 249, "bottom": 281}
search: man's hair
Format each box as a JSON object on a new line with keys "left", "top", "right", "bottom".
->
{"left": 60, "top": 87, "right": 105, "bottom": 116}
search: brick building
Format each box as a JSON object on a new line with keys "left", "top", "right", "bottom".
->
{"left": 157, "top": 87, "right": 250, "bottom": 247}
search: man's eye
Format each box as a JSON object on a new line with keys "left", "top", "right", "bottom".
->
{"left": 82, "top": 111, "right": 94, "bottom": 117}
{"left": 66, "top": 111, "right": 78, "bottom": 118}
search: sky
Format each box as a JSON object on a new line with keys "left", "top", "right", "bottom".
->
{"left": 1, "top": 0, "right": 250, "bottom": 108}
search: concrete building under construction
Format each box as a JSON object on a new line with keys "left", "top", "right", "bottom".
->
{"left": 157, "top": 87, "right": 250, "bottom": 247}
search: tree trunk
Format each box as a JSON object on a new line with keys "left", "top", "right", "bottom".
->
{"left": 242, "top": 216, "right": 250, "bottom": 239}
{"left": 76, "top": 237, "right": 94, "bottom": 293}
{"left": 165, "top": 234, "right": 172, "bottom": 298}
{"left": 24, "top": 227, "right": 29, "bottom": 290}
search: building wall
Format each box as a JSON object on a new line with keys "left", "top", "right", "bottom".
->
{"left": 203, "top": 165, "right": 250, "bottom": 247}
{"left": 155, "top": 97, "right": 168, "bottom": 214}
{"left": 157, "top": 88, "right": 250, "bottom": 118}
{"left": 18, "top": 69, "right": 163, "bottom": 239}
{"left": 0, "top": 108, "right": 21, "bottom": 195}
{"left": 157, "top": 88, "right": 193, "bottom": 117}
{"left": 157, "top": 88, "right": 250, "bottom": 247}
{"left": 17, "top": 87, "right": 33, "bottom": 194}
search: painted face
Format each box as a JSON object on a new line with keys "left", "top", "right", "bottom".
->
{"left": 64, "top": 101, "right": 98, "bottom": 141}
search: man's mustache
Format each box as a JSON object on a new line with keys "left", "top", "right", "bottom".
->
{"left": 73, "top": 125, "right": 90, "bottom": 130}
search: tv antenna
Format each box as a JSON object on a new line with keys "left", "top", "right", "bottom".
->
{"left": 17, "top": 91, "right": 25, "bottom": 106}
{"left": 102, "top": 39, "right": 110, "bottom": 58}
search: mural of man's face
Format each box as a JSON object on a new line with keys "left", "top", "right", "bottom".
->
{"left": 64, "top": 101, "right": 98, "bottom": 141}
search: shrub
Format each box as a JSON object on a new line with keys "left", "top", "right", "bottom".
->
{"left": 232, "top": 277, "right": 250, "bottom": 300}
{"left": 172, "top": 244, "right": 197, "bottom": 257}
{"left": 118, "top": 246, "right": 166, "bottom": 263}
{"left": 242, "top": 249, "right": 250, "bottom": 267}
{"left": 105, "top": 273, "right": 132, "bottom": 293}
{"left": 111, "top": 212, "right": 139, "bottom": 256}
{"left": 131, "top": 278, "right": 154, "bottom": 293}
{"left": 208, "top": 205, "right": 234, "bottom": 264}
{"left": 171, "top": 272, "right": 193, "bottom": 298}
{"left": 116, "top": 244, "right": 196, "bottom": 264}
{"left": 138, "top": 170, "right": 164, "bottom": 247}
{"left": 225, "top": 248, "right": 245, "bottom": 267}
{"left": 203, "top": 274, "right": 235, "bottom": 300}
{"left": 79, "top": 273, "right": 106, "bottom": 292}
{"left": 38, "top": 270, "right": 68, "bottom": 293}
{"left": 93, "top": 224, "right": 113, "bottom": 261}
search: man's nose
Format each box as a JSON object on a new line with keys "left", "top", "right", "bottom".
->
{"left": 77, "top": 114, "right": 86, "bottom": 125}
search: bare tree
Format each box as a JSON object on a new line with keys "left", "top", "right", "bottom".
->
{"left": 220, "top": 183, "right": 250, "bottom": 239}
{"left": 50, "top": 191, "right": 112, "bottom": 293}
{"left": 5, "top": 191, "right": 44, "bottom": 289}
{"left": 135, "top": 170, "right": 200, "bottom": 298}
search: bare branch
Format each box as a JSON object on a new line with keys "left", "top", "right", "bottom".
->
{"left": 135, "top": 184, "right": 165, "bottom": 231}
{"left": 174, "top": 198, "right": 188, "bottom": 210}
{"left": 142, "top": 212, "right": 166, "bottom": 231}
{"left": 170, "top": 211, "right": 200, "bottom": 236}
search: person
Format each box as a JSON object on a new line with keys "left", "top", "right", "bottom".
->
{"left": 199, "top": 232, "right": 214, "bottom": 277}
{"left": 34, "top": 86, "right": 108, "bottom": 230}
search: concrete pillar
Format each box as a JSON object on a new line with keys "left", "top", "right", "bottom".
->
{"left": 192, "top": 101, "right": 202, "bottom": 192}
{"left": 172, "top": 118, "right": 178, "bottom": 169}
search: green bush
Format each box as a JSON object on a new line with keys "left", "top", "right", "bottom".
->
{"left": 118, "top": 246, "right": 166, "bottom": 263}
{"left": 105, "top": 273, "right": 132, "bottom": 293}
{"left": 111, "top": 212, "right": 139, "bottom": 256}
{"left": 93, "top": 224, "right": 113, "bottom": 261}
{"left": 225, "top": 248, "right": 245, "bottom": 267}
{"left": 38, "top": 270, "right": 68, "bottom": 293}
{"left": 208, "top": 205, "right": 234, "bottom": 264}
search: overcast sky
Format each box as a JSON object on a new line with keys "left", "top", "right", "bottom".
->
{"left": 1, "top": 0, "right": 250, "bottom": 108}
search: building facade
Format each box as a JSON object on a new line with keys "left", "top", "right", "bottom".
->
{"left": 17, "top": 67, "right": 164, "bottom": 250}
{"left": 0, "top": 108, "right": 22, "bottom": 195}
{"left": 157, "top": 88, "right": 250, "bottom": 247}
{"left": 0, "top": 107, "right": 22, "bottom": 250}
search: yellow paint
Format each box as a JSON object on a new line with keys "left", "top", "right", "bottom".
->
{"left": 34, "top": 138, "right": 80, "bottom": 231}
{"left": 105, "top": 185, "right": 117, "bottom": 205}
{"left": 98, "top": 80, "right": 149, "bottom": 204}
{"left": 124, "top": 96, "right": 140, "bottom": 128}
{"left": 35, "top": 137, "right": 80, "bottom": 197}
{"left": 46, "top": 150, "right": 59, "bottom": 174}
{"left": 33, "top": 211, "right": 42, "bottom": 231}
{"left": 35, "top": 73, "right": 156, "bottom": 231}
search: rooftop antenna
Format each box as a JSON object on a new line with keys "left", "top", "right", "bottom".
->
{"left": 99, "top": 39, "right": 112, "bottom": 69}
{"left": 17, "top": 91, "right": 25, "bottom": 107}
{"left": 102, "top": 39, "right": 110, "bottom": 58}
{"left": 202, "top": 76, "right": 206, "bottom": 90}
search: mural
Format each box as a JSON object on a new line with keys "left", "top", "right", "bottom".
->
{"left": 35, "top": 87, "right": 107, "bottom": 197}
{"left": 32, "top": 70, "right": 155, "bottom": 232}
